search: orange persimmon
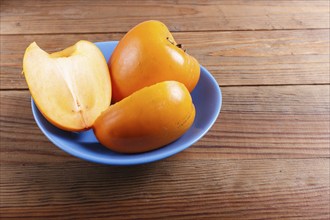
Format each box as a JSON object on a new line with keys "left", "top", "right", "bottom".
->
{"left": 23, "top": 41, "right": 112, "bottom": 131}
{"left": 109, "top": 20, "right": 200, "bottom": 102}
{"left": 93, "top": 81, "right": 195, "bottom": 153}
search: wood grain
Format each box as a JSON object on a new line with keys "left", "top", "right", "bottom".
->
{"left": 1, "top": 159, "right": 329, "bottom": 219}
{"left": 1, "top": 1, "right": 330, "bottom": 219}
{"left": 1, "top": 85, "right": 329, "bottom": 164}
{"left": 1, "top": 29, "right": 329, "bottom": 89}
{"left": 1, "top": 0, "right": 329, "bottom": 34}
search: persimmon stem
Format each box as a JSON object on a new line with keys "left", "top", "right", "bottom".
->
{"left": 166, "top": 37, "right": 186, "bottom": 52}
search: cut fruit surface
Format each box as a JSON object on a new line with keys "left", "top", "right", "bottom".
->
{"left": 23, "top": 40, "right": 111, "bottom": 131}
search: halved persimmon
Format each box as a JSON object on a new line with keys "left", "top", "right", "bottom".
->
{"left": 23, "top": 40, "right": 111, "bottom": 131}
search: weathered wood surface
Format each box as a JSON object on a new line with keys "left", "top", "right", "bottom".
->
{"left": 1, "top": 29, "right": 329, "bottom": 89}
{"left": 1, "top": 0, "right": 329, "bottom": 34}
{"left": 1, "top": 86, "right": 329, "bottom": 164}
{"left": 1, "top": 0, "right": 329, "bottom": 219}
{"left": 1, "top": 159, "right": 329, "bottom": 219}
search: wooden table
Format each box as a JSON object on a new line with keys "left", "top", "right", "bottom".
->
{"left": 1, "top": 1, "right": 329, "bottom": 219}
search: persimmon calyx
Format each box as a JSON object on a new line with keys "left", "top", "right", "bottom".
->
{"left": 166, "top": 37, "right": 186, "bottom": 52}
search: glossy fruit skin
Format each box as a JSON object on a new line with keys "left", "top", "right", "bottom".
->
{"left": 93, "top": 81, "right": 195, "bottom": 153}
{"left": 109, "top": 20, "right": 200, "bottom": 102}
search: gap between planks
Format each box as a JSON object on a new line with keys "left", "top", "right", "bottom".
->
{"left": 1, "top": 83, "right": 330, "bottom": 92}
{"left": 1, "top": 28, "right": 329, "bottom": 36}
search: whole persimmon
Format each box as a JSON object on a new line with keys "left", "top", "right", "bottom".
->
{"left": 109, "top": 20, "right": 200, "bottom": 102}
{"left": 93, "top": 81, "right": 195, "bottom": 153}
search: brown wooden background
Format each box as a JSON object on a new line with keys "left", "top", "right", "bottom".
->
{"left": 1, "top": 0, "right": 329, "bottom": 219}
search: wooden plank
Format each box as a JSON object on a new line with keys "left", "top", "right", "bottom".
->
{"left": 0, "top": 33, "right": 122, "bottom": 90}
{"left": 0, "top": 158, "right": 329, "bottom": 219}
{"left": 1, "top": 29, "right": 329, "bottom": 89}
{"left": 1, "top": 0, "right": 329, "bottom": 34}
{"left": 1, "top": 85, "right": 329, "bottom": 164}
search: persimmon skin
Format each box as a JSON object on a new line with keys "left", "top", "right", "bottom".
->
{"left": 109, "top": 20, "right": 200, "bottom": 103}
{"left": 93, "top": 81, "right": 195, "bottom": 154}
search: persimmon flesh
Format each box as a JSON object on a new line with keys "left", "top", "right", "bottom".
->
{"left": 23, "top": 41, "right": 111, "bottom": 131}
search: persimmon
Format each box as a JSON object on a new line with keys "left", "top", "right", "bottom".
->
{"left": 23, "top": 41, "right": 112, "bottom": 131}
{"left": 93, "top": 81, "right": 195, "bottom": 153}
{"left": 109, "top": 20, "right": 200, "bottom": 102}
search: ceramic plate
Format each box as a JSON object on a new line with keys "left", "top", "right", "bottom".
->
{"left": 31, "top": 41, "right": 222, "bottom": 165}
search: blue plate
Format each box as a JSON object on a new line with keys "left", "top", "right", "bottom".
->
{"left": 31, "top": 41, "right": 222, "bottom": 165}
